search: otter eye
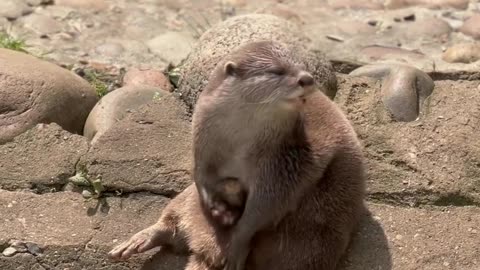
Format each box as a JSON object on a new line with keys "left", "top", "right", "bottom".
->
{"left": 267, "top": 68, "right": 285, "bottom": 76}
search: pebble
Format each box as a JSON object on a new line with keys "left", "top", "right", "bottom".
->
{"left": 0, "top": 0, "right": 33, "bottom": 20}
{"left": 26, "top": 242, "right": 43, "bottom": 256}
{"left": 350, "top": 63, "right": 434, "bottom": 122}
{"left": 405, "top": 18, "right": 452, "bottom": 39}
{"left": 147, "top": 32, "right": 196, "bottom": 66}
{"left": 22, "top": 14, "right": 63, "bottom": 36}
{"left": 442, "top": 43, "right": 480, "bottom": 63}
{"left": 2, "top": 247, "right": 17, "bottom": 257}
{"left": 459, "top": 14, "right": 480, "bottom": 40}
{"left": 123, "top": 68, "right": 172, "bottom": 91}
{"left": 82, "top": 190, "right": 93, "bottom": 199}
{"left": 94, "top": 42, "right": 125, "bottom": 57}
{"left": 26, "top": 0, "right": 53, "bottom": 6}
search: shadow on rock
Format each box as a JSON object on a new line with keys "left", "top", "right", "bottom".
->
{"left": 140, "top": 248, "right": 188, "bottom": 270}
{"left": 86, "top": 197, "right": 111, "bottom": 216}
{"left": 340, "top": 209, "right": 392, "bottom": 270}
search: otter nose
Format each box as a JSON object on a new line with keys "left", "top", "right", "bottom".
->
{"left": 298, "top": 72, "right": 314, "bottom": 87}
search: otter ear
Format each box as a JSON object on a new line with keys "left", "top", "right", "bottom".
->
{"left": 224, "top": 61, "right": 237, "bottom": 76}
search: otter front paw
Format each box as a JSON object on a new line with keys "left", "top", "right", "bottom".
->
{"left": 108, "top": 226, "right": 161, "bottom": 261}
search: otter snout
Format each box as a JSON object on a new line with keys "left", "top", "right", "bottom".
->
{"left": 297, "top": 72, "right": 314, "bottom": 88}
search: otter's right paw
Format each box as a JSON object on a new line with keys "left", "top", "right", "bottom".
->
{"left": 108, "top": 226, "right": 160, "bottom": 261}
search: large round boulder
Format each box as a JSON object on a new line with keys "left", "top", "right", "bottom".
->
{"left": 84, "top": 85, "right": 168, "bottom": 144}
{"left": 175, "top": 14, "right": 337, "bottom": 111}
{"left": 0, "top": 49, "right": 98, "bottom": 144}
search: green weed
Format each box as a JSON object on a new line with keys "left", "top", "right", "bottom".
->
{"left": 0, "top": 32, "right": 28, "bottom": 53}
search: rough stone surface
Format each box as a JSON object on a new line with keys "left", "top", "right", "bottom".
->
{"left": 336, "top": 75, "right": 480, "bottom": 205}
{"left": 342, "top": 204, "right": 480, "bottom": 270}
{"left": 350, "top": 63, "right": 434, "bottom": 122}
{"left": 147, "top": 32, "right": 196, "bottom": 66}
{"left": 0, "top": 123, "right": 89, "bottom": 191}
{"left": 83, "top": 85, "right": 166, "bottom": 144}
{"left": 0, "top": 49, "right": 98, "bottom": 144}
{"left": 385, "top": 0, "right": 470, "bottom": 9}
{"left": 0, "top": 189, "right": 186, "bottom": 270}
{"left": 1, "top": 189, "right": 479, "bottom": 269}
{"left": 85, "top": 94, "right": 192, "bottom": 196}
{"left": 459, "top": 13, "right": 480, "bottom": 39}
{"left": 442, "top": 43, "right": 480, "bottom": 63}
{"left": 175, "top": 14, "right": 338, "bottom": 111}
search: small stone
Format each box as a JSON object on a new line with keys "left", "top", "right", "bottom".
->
{"left": 326, "top": 35, "right": 344, "bottom": 42}
{"left": 2, "top": 247, "right": 17, "bottom": 257}
{"left": 403, "top": 14, "right": 416, "bottom": 21}
{"left": 8, "top": 240, "right": 27, "bottom": 253}
{"left": 442, "top": 43, "right": 480, "bottom": 63}
{"left": 147, "top": 32, "right": 196, "bottom": 66}
{"left": 395, "top": 234, "right": 403, "bottom": 240}
{"left": 26, "top": 0, "right": 53, "bottom": 6}
{"left": 0, "top": 0, "right": 33, "bottom": 20}
{"left": 123, "top": 68, "right": 172, "bottom": 91}
{"left": 405, "top": 18, "right": 452, "bottom": 39}
{"left": 459, "top": 14, "right": 480, "bottom": 40}
{"left": 82, "top": 190, "right": 93, "bottom": 199}
{"left": 94, "top": 42, "right": 125, "bottom": 57}
{"left": 22, "top": 14, "right": 63, "bottom": 36}
{"left": 25, "top": 242, "right": 42, "bottom": 256}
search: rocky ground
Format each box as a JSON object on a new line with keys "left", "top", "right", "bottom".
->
{"left": 0, "top": 0, "right": 479, "bottom": 269}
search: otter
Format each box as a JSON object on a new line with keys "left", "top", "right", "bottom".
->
{"left": 109, "top": 40, "right": 366, "bottom": 270}
{"left": 192, "top": 40, "right": 352, "bottom": 270}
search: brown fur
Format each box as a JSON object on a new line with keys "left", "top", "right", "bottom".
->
{"left": 109, "top": 41, "right": 366, "bottom": 270}
{"left": 191, "top": 41, "right": 365, "bottom": 270}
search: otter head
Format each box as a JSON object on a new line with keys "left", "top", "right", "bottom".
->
{"left": 219, "top": 41, "right": 316, "bottom": 111}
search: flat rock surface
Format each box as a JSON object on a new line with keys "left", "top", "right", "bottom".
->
{"left": 336, "top": 75, "right": 480, "bottom": 205}
{"left": 0, "top": 123, "right": 89, "bottom": 191}
{"left": 1, "top": 189, "right": 479, "bottom": 270}
{"left": 85, "top": 94, "right": 192, "bottom": 196}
